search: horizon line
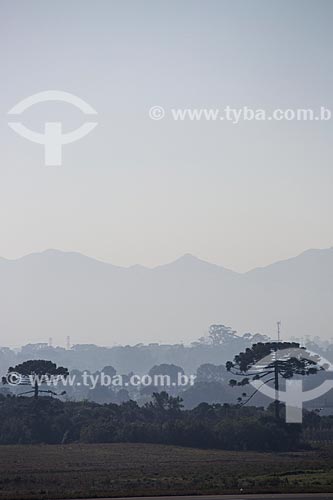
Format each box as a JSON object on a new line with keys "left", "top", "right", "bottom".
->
{"left": 0, "top": 245, "right": 332, "bottom": 275}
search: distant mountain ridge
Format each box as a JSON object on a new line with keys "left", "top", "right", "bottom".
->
{"left": 0, "top": 247, "right": 332, "bottom": 346}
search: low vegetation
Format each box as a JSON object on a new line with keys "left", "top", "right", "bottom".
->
{"left": 0, "top": 443, "right": 333, "bottom": 499}
{"left": 1, "top": 339, "right": 328, "bottom": 452}
{"left": 0, "top": 391, "right": 326, "bottom": 451}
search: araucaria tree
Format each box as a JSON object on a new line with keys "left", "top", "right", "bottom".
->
{"left": 226, "top": 342, "right": 322, "bottom": 419}
{"left": 2, "top": 360, "right": 69, "bottom": 398}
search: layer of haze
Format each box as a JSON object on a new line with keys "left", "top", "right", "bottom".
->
{"left": 0, "top": 0, "right": 332, "bottom": 272}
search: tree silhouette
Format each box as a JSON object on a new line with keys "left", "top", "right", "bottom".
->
{"left": 208, "top": 324, "right": 238, "bottom": 346}
{"left": 226, "top": 342, "right": 322, "bottom": 419}
{"left": 148, "top": 391, "right": 184, "bottom": 415}
{"left": 2, "top": 360, "right": 69, "bottom": 398}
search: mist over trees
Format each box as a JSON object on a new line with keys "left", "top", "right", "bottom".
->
{"left": 2, "top": 328, "right": 333, "bottom": 452}
{"left": 2, "top": 325, "right": 333, "bottom": 411}
{"left": 0, "top": 326, "right": 272, "bottom": 376}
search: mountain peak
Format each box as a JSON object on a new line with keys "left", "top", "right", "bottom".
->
{"left": 0, "top": 246, "right": 332, "bottom": 344}
{"left": 162, "top": 253, "right": 213, "bottom": 268}
{"left": 154, "top": 253, "right": 236, "bottom": 275}
{"left": 177, "top": 253, "right": 203, "bottom": 263}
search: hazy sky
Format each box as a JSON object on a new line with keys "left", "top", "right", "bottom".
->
{"left": 1, "top": 0, "right": 332, "bottom": 272}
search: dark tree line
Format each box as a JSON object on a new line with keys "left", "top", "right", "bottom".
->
{"left": 1, "top": 340, "right": 332, "bottom": 453}
{"left": 0, "top": 392, "right": 309, "bottom": 451}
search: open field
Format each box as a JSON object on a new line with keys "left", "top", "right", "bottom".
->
{"left": 0, "top": 443, "right": 333, "bottom": 499}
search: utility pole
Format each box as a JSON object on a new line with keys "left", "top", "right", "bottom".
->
{"left": 274, "top": 358, "right": 280, "bottom": 420}
{"left": 274, "top": 321, "right": 282, "bottom": 419}
{"left": 277, "top": 321, "right": 281, "bottom": 342}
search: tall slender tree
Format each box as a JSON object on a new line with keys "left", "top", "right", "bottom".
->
{"left": 226, "top": 342, "right": 321, "bottom": 419}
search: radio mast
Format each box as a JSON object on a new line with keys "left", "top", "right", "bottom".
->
{"left": 277, "top": 321, "right": 281, "bottom": 342}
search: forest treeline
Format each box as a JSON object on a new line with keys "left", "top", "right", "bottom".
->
{"left": 0, "top": 392, "right": 326, "bottom": 451}
{"left": 2, "top": 327, "right": 333, "bottom": 409}
{"left": 2, "top": 325, "right": 332, "bottom": 375}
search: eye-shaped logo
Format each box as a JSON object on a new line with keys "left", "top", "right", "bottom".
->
{"left": 8, "top": 91, "right": 98, "bottom": 166}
